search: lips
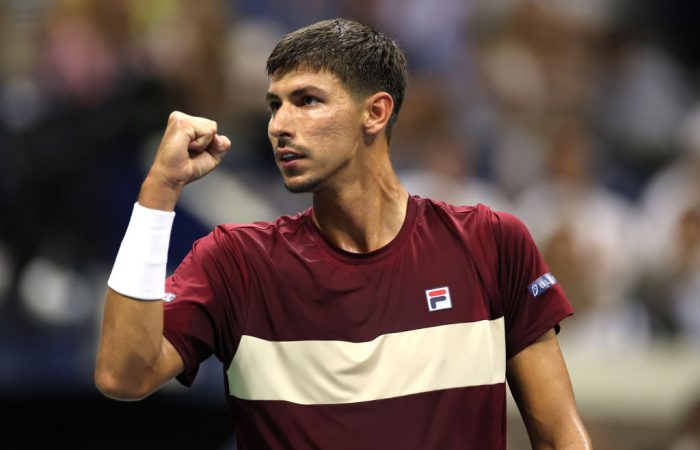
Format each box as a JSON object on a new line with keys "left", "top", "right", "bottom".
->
{"left": 276, "top": 148, "right": 306, "bottom": 169}
{"left": 277, "top": 147, "right": 305, "bottom": 163}
{"left": 279, "top": 151, "right": 303, "bottom": 162}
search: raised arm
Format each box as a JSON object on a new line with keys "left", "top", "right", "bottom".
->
{"left": 506, "top": 329, "right": 593, "bottom": 449}
{"left": 94, "top": 111, "right": 231, "bottom": 401}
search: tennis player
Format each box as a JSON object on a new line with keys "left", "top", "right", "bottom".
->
{"left": 95, "top": 18, "right": 592, "bottom": 449}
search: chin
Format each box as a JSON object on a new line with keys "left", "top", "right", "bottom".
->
{"left": 283, "top": 177, "right": 321, "bottom": 194}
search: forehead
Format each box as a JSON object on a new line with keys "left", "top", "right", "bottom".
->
{"left": 267, "top": 68, "right": 348, "bottom": 95}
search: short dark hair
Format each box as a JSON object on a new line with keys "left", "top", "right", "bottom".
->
{"left": 266, "top": 18, "right": 408, "bottom": 140}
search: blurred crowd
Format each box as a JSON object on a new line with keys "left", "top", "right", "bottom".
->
{"left": 0, "top": 0, "right": 699, "bottom": 446}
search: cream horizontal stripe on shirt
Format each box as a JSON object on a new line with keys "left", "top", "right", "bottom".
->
{"left": 227, "top": 318, "right": 506, "bottom": 405}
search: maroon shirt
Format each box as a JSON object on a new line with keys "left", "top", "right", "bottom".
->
{"left": 163, "top": 195, "right": 573, "bottom": 449}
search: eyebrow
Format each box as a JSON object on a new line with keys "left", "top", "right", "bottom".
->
{"left": 266, "top": 86, "right": 323, "bottom": 103}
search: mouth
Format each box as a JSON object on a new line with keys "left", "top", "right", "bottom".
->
{"left": 277, "top": 147, "right": 306, "bottom": 166}
{"left": 278, "top": 152, "right": 304, "bottom": 162}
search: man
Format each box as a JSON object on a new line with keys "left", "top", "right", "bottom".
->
{"left": 95, "top": 18, "right": 592, "bottom": 449}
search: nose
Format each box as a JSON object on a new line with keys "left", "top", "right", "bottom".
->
{"left": 268, "top": 103, "right": 294, "bottom": 140}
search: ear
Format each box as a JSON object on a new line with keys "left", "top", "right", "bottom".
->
{"left": 363, "top": 92, "right": 394, "bottom": 137}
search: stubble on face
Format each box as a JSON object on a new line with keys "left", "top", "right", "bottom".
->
{"left": 284, "top": 177, "right": 321, "bottom": 193}
{"left": 276, "top": 136, "right": 320, "bottom": 193}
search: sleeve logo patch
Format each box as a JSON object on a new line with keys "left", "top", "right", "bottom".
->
{"left": 528, "top": 273, "right": 557, "bottom": 298}
{"left": 163, "top": 292, "right": 177, "bottom": 302}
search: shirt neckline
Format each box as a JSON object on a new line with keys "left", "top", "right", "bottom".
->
{"left": 304, "top": 195, "right": 419, "bottom": 265}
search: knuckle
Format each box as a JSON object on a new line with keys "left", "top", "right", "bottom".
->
{"left": 168, "top": 111, "right": 181, "bottom": 123}
{"left": 168, "top": 111, "right": 192, "bottom": 130}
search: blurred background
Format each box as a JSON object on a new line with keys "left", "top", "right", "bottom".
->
{"left": 1, "top": 0, "right": 699, "bottom": 448}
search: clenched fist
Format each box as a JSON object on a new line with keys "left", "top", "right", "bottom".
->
{"left": 138, "top": 111, "right": 232, "bottom": 211}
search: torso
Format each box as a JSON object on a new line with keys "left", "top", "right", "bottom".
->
{"left": 164, "top": 195, "right": 572, "bottom": 449}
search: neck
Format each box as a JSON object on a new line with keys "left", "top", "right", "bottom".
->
{"left": 311, "top": 155, "right": 408, "bottom": 254}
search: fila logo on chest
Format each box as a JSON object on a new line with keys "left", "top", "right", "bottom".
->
{"left": 425, "top": 286, "right": 452, "bottom": 312}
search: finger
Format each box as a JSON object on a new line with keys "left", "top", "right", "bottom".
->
{"left": 187, "top": 116, "right": 218, "bottom": 151}
{"left": 191, "top": 117, "right": 218, "bottom": 137}
{"left": 188, "top": 133, "right": 215, "bottom": 152}
{"left": 162, "top": 112, "right": 211, "bottom": 150}
{"left": 209, "top": 134, "right": 229, "bottom": 149}
{"left": 208, "top": 134, "right": 232, "bottom": 161}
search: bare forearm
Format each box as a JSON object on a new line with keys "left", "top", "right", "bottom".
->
{"left": 508, "top": 330, "right": 593, "bottom": 450}
{"left": 525, "top": 413, "right": 592, "bottom": 450}
{"left": 95, "top": 288, "right": 166, "bottom": 400}
{"left": 95, "top": 178, "right": 176, "bottom": 399}
{"left": 514, "top": 381, "right": 592, "bottom": 449}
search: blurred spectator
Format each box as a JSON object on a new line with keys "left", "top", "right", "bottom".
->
{"left": 637, "top": 106, "right": 700, "bottom": 265}
{"left": 0, "top": 0, "right": 176, "bottom": 330}
{"left": 593, "top": 28, "right": 692, "bottom": 197}
{"left": 466, "top": 0, "right": 604, "bottom": 200}
{"left": 40, "top": 0, "right": 123, "bottom": 105}
{"left": 373, "top": 0, "right": 469, "bottom": 74}
{"left": 128, "top": 0, "right": 229, "bottom": 118}
{"left": 513, "top": 117, "right": 646, "bottom": 351}
{"left": 398, "top": 122, "right": 512, "bottom": 213}
{"left": 633, "top": 201, "right": 700, "bottom": 343}
{"left": 632, "top": 105, "right": 700, "bottom": 343}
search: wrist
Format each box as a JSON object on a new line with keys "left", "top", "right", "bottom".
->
{"left": 138, "top": 171, "right": 184, "bottom": 211}
{"left": 107, "top": 202, "right": 175, "bottom": 300}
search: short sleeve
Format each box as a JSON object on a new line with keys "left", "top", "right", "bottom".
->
{"left": 163, "top": 226, "right": 246, "bottom": 386}
{"left": 491, "top": 210, "right": 574, "bottom": 358}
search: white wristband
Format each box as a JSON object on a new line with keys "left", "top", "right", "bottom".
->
{"left": 107, "top": 202, "right": 175, "bottom": 300}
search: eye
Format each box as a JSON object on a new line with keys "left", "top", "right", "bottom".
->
{"left": 301, "top": 96, "right": 320, "bottom": 106}
{"left": 268, "top": 100, "right": 281, "bottom": 113}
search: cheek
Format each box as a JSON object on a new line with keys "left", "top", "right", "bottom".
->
{"left": 307, "top": 112, "right": 357, "bottom": 144}
{"left": 267, "top": 117, "right": 276, "bottom": 140}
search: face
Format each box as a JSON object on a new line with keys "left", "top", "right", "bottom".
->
{"left": 266, "top": 69, "right": 366, "bottom": 193}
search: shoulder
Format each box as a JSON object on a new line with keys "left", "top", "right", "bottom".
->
{"left": 414, "top": 195, "right": 481, "bottom": 221}
{"left": 196, "top": 209, "right": 311, "bottom": 252}
{"left": 413, "top": 196, "right": 536, "bottom": 256}
{"left": 415, "top": 195, "right": 527, "bottom": 234}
